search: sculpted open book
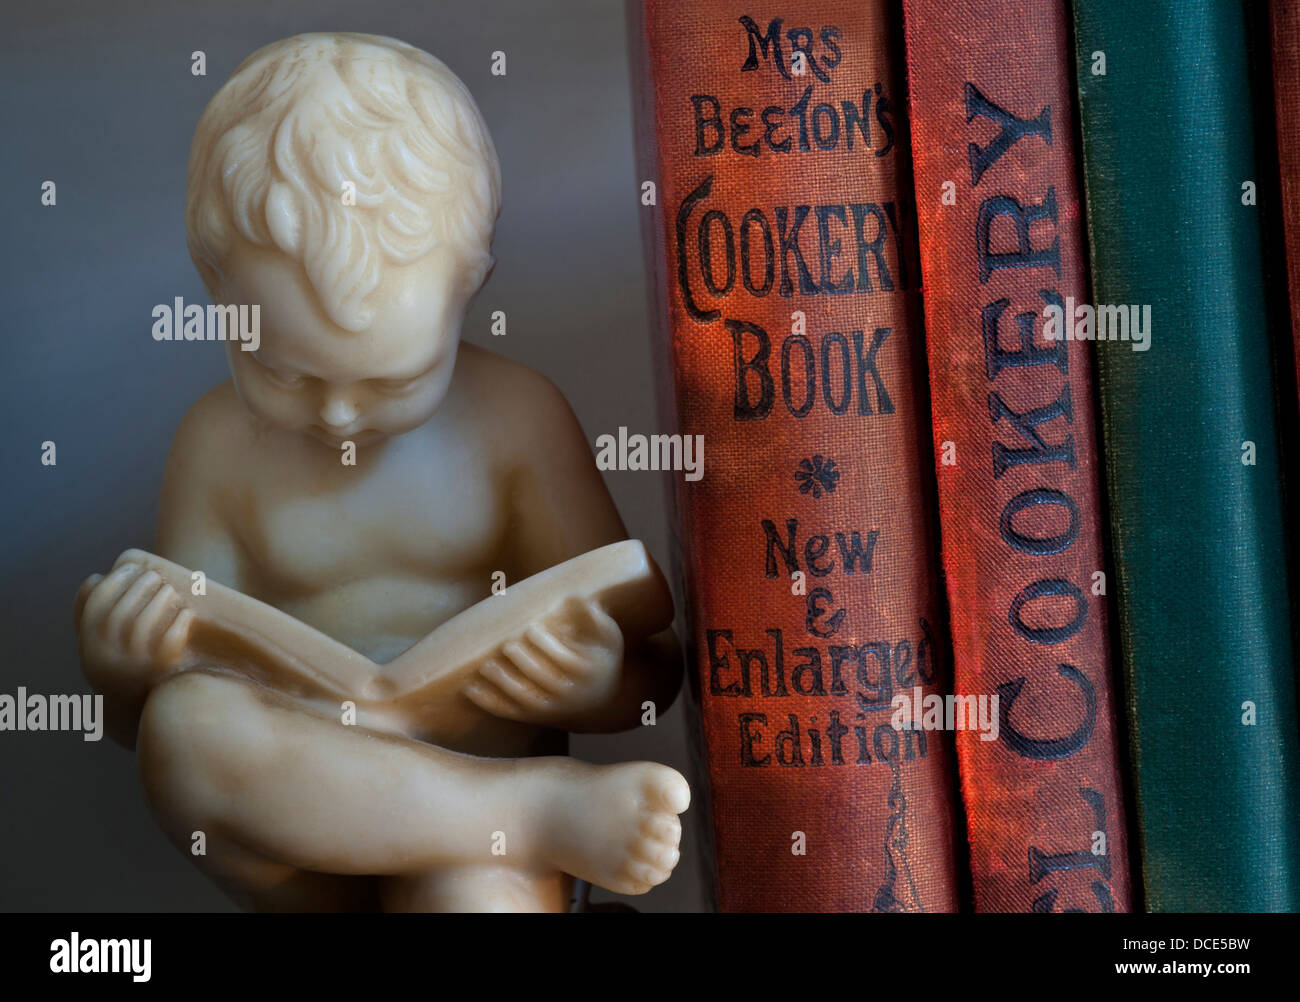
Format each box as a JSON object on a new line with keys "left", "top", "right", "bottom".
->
{"left": 76, "top": 540, "right": 674, "bottom": 742}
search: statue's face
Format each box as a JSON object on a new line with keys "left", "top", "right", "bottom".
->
{"left": 221, "top": 240, "right": 469, "bottom": 447}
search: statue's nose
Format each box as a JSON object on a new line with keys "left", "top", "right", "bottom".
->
{"left": 319, "top": 392, "right": 358, "bottom": 429}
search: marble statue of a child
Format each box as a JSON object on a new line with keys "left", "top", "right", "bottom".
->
{"left": 73, "top": 32, "right": 689, "bottom": 913}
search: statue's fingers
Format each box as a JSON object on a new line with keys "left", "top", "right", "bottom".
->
{"left": 524, "top": 624, "right": 587, "bottom": 677}
{"left": 128, "top": 585, "right": 179, "bottom": 661}
{"left": 481, "top": 656, "right": 553, "bottom": 710}
{"left": 74, "top": 574, "right": 104, "bottom": 627}
{"left": 509, "top": 636, "right": 582, "bottom": 691}
{"left": 105, "top": 571, "right": 162, "bottom": 645}
{"left": 157, "top": 606, "right": 195, "bottom": 665}
{"left": 464, "top": 675, "right": 522, "bottom": 719}
{"left": 564, "top": 596, "right": 622, "bottom": 647}
{"left": 79, "top": 562, "right": 145, "bottom": 634}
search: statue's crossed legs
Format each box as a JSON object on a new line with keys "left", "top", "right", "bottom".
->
{"left": 78, "top": 554, "right": 690, "bottom": 913}
{"left": 138, "top": 669, "right": 688, "bottom": 912}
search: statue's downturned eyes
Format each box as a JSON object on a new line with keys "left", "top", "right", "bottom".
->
{"left": 373, "top": 373, "right": 426, "bottom": 396}
{"left": 250, "top": 353, "right": 307, "bottom": 389}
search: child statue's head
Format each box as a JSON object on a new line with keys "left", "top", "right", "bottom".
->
{"left": 186, "top": 33, "right": 501, "bottom": 446}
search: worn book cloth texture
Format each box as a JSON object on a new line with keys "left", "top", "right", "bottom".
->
{"left": 1271, "top": 0, "right": 1300, "bottom": 420}
{"left": 903, "top": 0, "right": 1133, "bottom": 913}
{"left": 633, "top": 0, "right": 961, "bottom": 912}
{"left": 1074, "top": 0, "right": 1300, "bottom": 912}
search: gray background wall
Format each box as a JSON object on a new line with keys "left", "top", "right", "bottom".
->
{"left": 0, "top": 0, "right": 707, "bottom": 912}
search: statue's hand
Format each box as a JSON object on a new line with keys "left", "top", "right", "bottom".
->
{"left": 462, "top": 596, "right": 624, "bottom": 724}
{"left": 75, "top": 558, "right": 196, "bottom": 692}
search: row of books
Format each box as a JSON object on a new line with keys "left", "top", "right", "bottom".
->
{"left": 631, "top": 0, "right": 1300, "bottom": 911}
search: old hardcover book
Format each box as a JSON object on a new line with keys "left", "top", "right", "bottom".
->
{"left": 1271, "top": 0, "right": 1300, "bottom": 416}
{"left": 902, "top": 0, "right": 1132, "bottom": 912}
{"left": 631, "top": 0, "right": 961, "bottom": 911}
{"left": 1074, "top": 0, "right": 1300, "bottom": 911}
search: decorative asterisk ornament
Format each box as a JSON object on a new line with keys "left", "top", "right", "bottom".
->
{"left": 794, "top": 454, "right": 841, "bottom": 498}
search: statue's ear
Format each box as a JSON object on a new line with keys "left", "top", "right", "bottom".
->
{"left": 200, "top": 258, "right": 229, "bottom": 305}
{"left": 265, "top": 181, "right": 303, "bottom": 257}
{"left": 469, "top": 253, "right": 495, "bottom": 296}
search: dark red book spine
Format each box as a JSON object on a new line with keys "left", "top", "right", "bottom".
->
{"left": 1271, "top": 0, "right": 1300, "bottom": 410}
{"left": 902, "top": 0, "right": 1132, "bottom": 911}
{"left": 631, "top": 0, "right": 961, "bottom": 911}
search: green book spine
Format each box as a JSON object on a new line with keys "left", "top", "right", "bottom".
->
{"left": 1073, "top": 0, "right": 1300, "bottom": 911}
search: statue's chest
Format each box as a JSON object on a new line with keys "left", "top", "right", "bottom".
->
{"left": 241, "top": 442, "right": 510, "bottom": 591}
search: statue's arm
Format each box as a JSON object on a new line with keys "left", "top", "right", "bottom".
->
{"left": 75, "top": 395, "right": 373, "bottom": 746}
{"left": 484, "top": 368, "right": 685, "bottom": 733}
{"left": 74, "top": 398, "right": 239, "bottom": 745}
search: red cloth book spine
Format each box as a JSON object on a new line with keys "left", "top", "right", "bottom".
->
{"left": 1271, "top": 0, "right": 1300, "bottom": 409}
{"left": 902, "top": 0, "right": 1132, "bottom": 911}
{"left": 631, "top": 0, "right": 961, "bottom": 911}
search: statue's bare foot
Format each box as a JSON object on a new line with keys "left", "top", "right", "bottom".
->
{"left": 535, "top": 760, "right": 688, "bottom": 895}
